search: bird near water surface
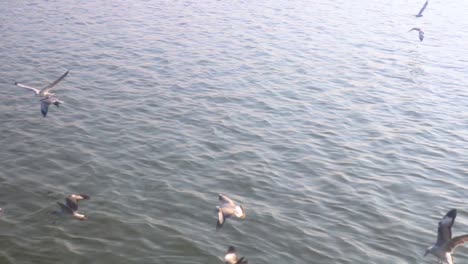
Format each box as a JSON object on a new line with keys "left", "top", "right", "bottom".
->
{"left": 409, "top": 27, "right": 424, "bottom": 42}
{"left": 56, "top": 194, "right": 90, "bottom": 220}
{"left": 224, "top": 246, "right": 248, "bottom": 264}
{"left": 14, "top": 70, "right": 69, "bottom": 117}
{"left": 425, "top": 209, "right": 468, "bottom": 264}
{"left": 216, "top": 194, "right": 246, "bottom": 230}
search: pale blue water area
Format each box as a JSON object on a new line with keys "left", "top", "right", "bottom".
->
{"left": 1, "top": 0, "right": 468, "bottom": 263}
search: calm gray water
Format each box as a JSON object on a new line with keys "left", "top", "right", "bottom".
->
{"left": 1, "top": 0, "right": 468, "bottom": 263}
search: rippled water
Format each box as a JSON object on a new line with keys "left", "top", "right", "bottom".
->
{"left": 1, "top": 0, "right": 468, "bottom": 263}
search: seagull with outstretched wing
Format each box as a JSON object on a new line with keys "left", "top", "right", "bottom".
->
{"left": 425, "top": 209, "right": 468, "bottom": 264}
{"left": 57, "top": 194, "right": 90, "bottom": 220}
{"left": 14, "top": 70, "right": 69, "bottom": 97}
{"left": 216, "top": 194, "right": 246, "bottom": 230}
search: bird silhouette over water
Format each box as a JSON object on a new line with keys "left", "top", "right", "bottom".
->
{"left": 425, "top": 209, "right": 468, "bottom": 264}
{"left": 57, "top": 194, "right": 90, "bottom": 220}
{"left": 409, "top": 28, "right": 424, "bottom": 42}
{"left": 415, "top": 0, "right": 429, "bottom": 17}
{"left": 216, "top": 194, "right": 246, "bottom": 230}
{"left": 224, "top": 246, "right": 248, "bottom": 264}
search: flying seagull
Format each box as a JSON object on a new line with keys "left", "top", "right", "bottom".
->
{"left": 224, "top": 246, "right": 248, "bottom": 264}
{"left": 40, "top": 96, "right": 62, "bottom": 117}
{"left": 57, "top": 194, "right": 90, "bottom": 220}
{"left": 409, "top": 28, "right": 424, "bottom": 42}
{"left": 216, "top": 194, "right": 246, "bottom": 230}
{"left": 416, "top": 0, "right": 429, "bottom": 17}
{"left": 425, "top": 209, "right": 468, "bottom": 264}
{"left": 14, "top": 70, "right": 69, "bottom": 97}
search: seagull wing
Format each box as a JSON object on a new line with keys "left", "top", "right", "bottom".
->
{"left": 40, "top": 70, "right": 69, "bottom": 95}
{"left": 14, "top": 82, "right": 40, "bottom": 95}
{"left": 41, "top": 100, "right": 50, "bottom": 117}
{"left": 417, "top": 1, "right": 429, "bottom": 16}
{"left": 220, "top": 206, "right": 235, "bottom": 216}
{"left": 217, "top": 208, "right": 226, "bottom": 229}
{"left": 217, "top": 207, "right": 234, "bottom": 229}
{"left": 447, "top": 235, "right": 468, "bottom": 252}
{"left": 436, "top": 209, "right": 457, "bottom": 246}
{"left": 219, "top": 194, "right": 236, "bottom": 206}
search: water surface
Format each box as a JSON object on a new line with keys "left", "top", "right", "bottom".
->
{"left": 1, "top": 0, "right": 468, "bottom": 263}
